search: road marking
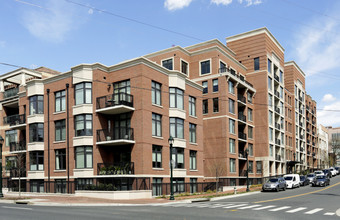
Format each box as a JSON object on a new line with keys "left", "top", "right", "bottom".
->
{"left": 253, "top": 205, "right": 275, "bottom": 210}
{"left": 223, "top": 204, "right": 248, "bottom": 209}
{"left": 304, "top": 208, "right": 323, "bottom": 214}
{"left": 255, "top": 181, "right": 340, "bottom": 204}
{"left": 269, "top": 206, "right": 291, "bottom": 212}
{"left": 286, "top": 207, "right": 307, "bottom": 213}
{"left": 238, "top": 205, "right": 261, "bottom": 209}
{"left": 209, "top": 204, "right": 228, "bottom": 208}
{"left": 1, "top": 206, "right": 33, "bottom": 211}
{"left": 324, "top": 212, "right": 335, "bottom": 216}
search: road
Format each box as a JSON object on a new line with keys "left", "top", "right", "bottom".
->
{"left": 1, "top": 176, "right": 340, "bottom": 220}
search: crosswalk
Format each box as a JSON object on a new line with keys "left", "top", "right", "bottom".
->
{"left": 149, "top": 202, "right": 336, "bottom": 216}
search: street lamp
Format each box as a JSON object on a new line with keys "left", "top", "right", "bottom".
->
{"left": 0, "top": 135, "right": 4, "bottom": 198}
{"left": 168, "top": 136, "right": 175, "bottom": 200}
{"left": 245, "top": 148, "right": 250, "bottom": 192}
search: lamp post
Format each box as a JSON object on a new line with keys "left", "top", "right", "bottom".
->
{"left": 0, "top": 135, "right": 4, "bottom": 198}
{"left": 168, "top": 136, "right": 175, "bottom": 200}
{"left": 245, "top": 148, "right": 249, "bottom": 192}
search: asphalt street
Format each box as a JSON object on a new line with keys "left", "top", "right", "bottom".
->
{"left": 0, "top": 176, "right": 340, "bottom": 220}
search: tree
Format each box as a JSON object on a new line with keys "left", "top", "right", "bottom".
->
{"left": 14, "top": 153, "right": 26, "bottom": 197}
{"left": 208, "top": 158, "right": 226, "bottom": 195}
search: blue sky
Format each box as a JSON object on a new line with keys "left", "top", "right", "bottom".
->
{"left": 1, "top": 0, "right": 340, "bottom": 126}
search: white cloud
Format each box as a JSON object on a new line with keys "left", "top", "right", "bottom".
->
{"left": 88, "top": 8, "right": 94, "bottom": 15}
{"left": 318, "top": 101, "right": 340, "bottom": 127}
{"left": 238, "top": 0, "right": 262, "bottom": 6}
{"left": 164, "top": 0, "right": 193, "bottom": 11}
{"left": 211, "top": 0, "right": 233, "bottom": 6}
{"left": 322, "top": 94, "right": 336, "bottom": 102}
{"left": 21, "top": 0, "right": 81, "bottom": 42}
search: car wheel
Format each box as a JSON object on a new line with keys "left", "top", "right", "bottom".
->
{"left": 276, "top": 187, "right": 279, "bottom": 192}
{"left": 283, "top": 186, "right": 286, "bottom": 191}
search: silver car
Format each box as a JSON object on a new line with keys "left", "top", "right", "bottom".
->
{"left": 306, "top": 173, "right": 315, "bottom": 183}
{"left": 262, "top": 177, "right": 287, "bottom": 192}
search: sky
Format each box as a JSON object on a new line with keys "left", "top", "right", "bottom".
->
{"left": 1, "top": 0, "right": 340, "bottom": 127}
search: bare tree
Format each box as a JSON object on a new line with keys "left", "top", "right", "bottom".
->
{"left": 15, "top": 153, "right": 26, "bottom": 198}
{"left": 208, "top": 158, "right": 226, "bottom": 195}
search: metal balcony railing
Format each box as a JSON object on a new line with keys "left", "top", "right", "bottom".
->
{"left": 238, "top": 132, "right": 247, "bottom": 140}
{"left": 97, "top": 162, "right": 134, "bottom": 175}
{"left": 275, "top": 123, "right": 280, "bottom": 130}
{"left": 275, "top": 139, "right": 281, "bottom": 145}
{"left": 96, "top": 92, "right": 133, "bottom": 110}
{"left": 238, "top": 113, "right": 246, "bottom": 122}
{"left": 96, "top": 127, "right": 134, "bottom": 142}
{"left": 3, "top": 87, "right": 19, "bottom": 99}
{"left": 3, "top": 114, "right": 26, "bottom": 126}
{"left": 237, "top": 95, "right": 246, "bottom": 103}
{"left": 274, "top": 74, "right": 280, "bottom": 82}
{"left": 9, "top": 141, "right": 26, "bottom": 152}
{"left": 275, "top": 155, "right": 281, "bottom": 161}
{"left": 275, "top": 107, "right": 280, "bottom": 114}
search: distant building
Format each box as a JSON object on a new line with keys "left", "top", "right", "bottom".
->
{"left": 318, "top": 125, "right": 329, "bottom": 169}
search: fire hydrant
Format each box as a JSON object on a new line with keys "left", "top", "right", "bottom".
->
{"left": 234, "top": 186, "right": 237, "bottom": 194}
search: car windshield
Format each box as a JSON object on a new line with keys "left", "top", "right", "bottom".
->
{"left": 300, "top": 176, "right": 305, "bottom": 180}
{"left": 284, "top": 176, "right": 293, "bottom": 180}
{"left": 315, "top": 171, "right": 322, "bottom": 174}
{"left": 268, "top": 179, "right": 278, "bottom": 183}
{"left": 316, "top": 176, "right": 325, "bottom": 179}
{"left": 307, "top": 174, "right": 314, "bottom": 177}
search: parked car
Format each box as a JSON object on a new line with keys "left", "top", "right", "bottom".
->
{"left": 284, "top": 174, "right": 300, "bottom": 189}
{"left": 335, "top": 167, "right": 340, "bottom": 175}
{"left": 329, "top": 167, "right": 337, "bottom": 177}
{"left": 306, "top": 173, "right": 316, "bottom": 183}
{"left": 299, "top": 175, "right": 309, "bottom": 186}
{"left": 311, "top": 175, "right": 330, "bottom": 187}
{"left": 314, "top": 170, "right": 324, "bottom": 176}
{"left": 262, "top": 177, "right": 287, "bottom": 192}
{"left": 323, "top": 169, "right": 332, "bottom": 178}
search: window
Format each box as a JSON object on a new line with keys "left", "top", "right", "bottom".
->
{"left": 256, "top": 161, "right": 262, "bottom": 173}
{"left": 280, "top": 87, "right": 283, "bottom": 99}
{"left": 269, "top": 111, "right": 273, "bottom": 125}
{"left": 75, "top": 82, "right": 92, "bottom": 105}
{"left": 269, "top": 128, "right": 273, "bottom": 141}
{"left": 228, "top": 80, "right": 234, "bottom": 94}
{"left": 229, "top": 138, "right": 235, "bottom": 153}
{"left": 152, "top": 145, "right": 162, "bottom": 168}
{"left": 230, "top": 158, "right": 236, "bottom": 172}
{"left": 247, "top": 92, "right": 252, "bottom": 103}
{"left": 268, "top": 94, "right": 272, "bottom": 107}
{"left": 152, "top": 113, "right": 162, "bottom": 137}
{"left": 249, "top": 161, "right": 254, "bottom": 173}
{"left": 219, "top": 61, "right": 227, "bottom": 73}
{"left": 75, "top": 114, "right": 92, "bottom": 136}
{"left": 268, "top": 77, "right": 272, "bottom": 91}
{"left": 248, "top": 126, "right": 253, "bottom": 139}
{"left": 212, "top": 79, "right": 218, "bottom": 92}
{"left": 29, "top": 95, "right": 43, "bottom": 115}
{"left": 229, "top": 119, "right": 235, "bottom": 134}
{"left": 248, "top": 108, "right": 253, "bottom": 121}
{"left": 169, "top": 118, "right": 184, "bottom": 139}
{"left": 162, "top": 58, "right": 173, "bottom": 70}
{"left": 151, "top": 81, "right": 161, "bottom": 106}
{"left": 248, "top": 144, "right": 253, "bottom": 156}
{"left": 5, "top": 130, "right": 17, "bottom": 147}
{"left": 213, "top": 98, "right": 219, "bottom": 112}
{"left": 172, "top": 148, "right": 184, "bottom": 169}
{"left": 200, "top": 60, "right": 210, "bottom": 75}
{"left": 229, "top": 99, "right": 235, "bottom": 114}
{"left": 189, "top": 123, "right": 196, "bottom": 143}
{"left": 190, "top": 178, "right": 197, "bottom": 193}
{"left": 5, "top": 156, "right": 17, "bottom": 171}
{"left": 153, "top": 178, "right": 163, "bottom": 196}
{"left": 169, "top": 87, "right": 184, "bottom": 109}
{"left": 55, "top": 90, "right": 66, "bottom": 112}
{"left": 190, "top": 151, "right": 197, "bottom": 170}
{"left": 75, "top": 146, "right": 93, "bottom": 169}
{"left": 203, "top": 99, "right": 208, "bottom": 114}
{"left": 30, "top": 180, "right": 44, "bottom": 193}
{"left": 114, "top": 80, "right": 130, "bottom": 95}
{"left": 269, "top": 144, "right": 273, "bottom": 157}
{"left": 55, "top": 149, "right": 66, "bottom": 170}
{"left": 29, "top": 123, "right": 44, "bottom": 142}
{"left": 254, "top": 57, "right": 260, "bottom": 71}
{"left": 55, "top": 120, "right": 66, "bottom": 141}
{"left": 189, "top": 96, "right": 196, "bottom": 116}
{"left": 202, "top": 81, "right": 208, "bottom": 94}
{"left": 268, "top": 59, "right": 272, "bottom": 73}
{"left": 30, "top": 151, "right": 44, "bottom": 171}
{"left": 181, "top": 60, "right": 188, "bottom": 75}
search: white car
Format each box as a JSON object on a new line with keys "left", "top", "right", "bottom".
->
{"left": 329, "top": 168, "right": 337, "bottom": 176}
{"left": 314, "top": 170, "right": 324, "bottom": 176}
{"left": 284, "top": 174, "right": 300, "bottom": 189}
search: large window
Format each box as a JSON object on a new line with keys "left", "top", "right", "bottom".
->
{"left": 55, "top": 90, "right": 66, "bottom": 112}
{"left": 256, "top": 161, "right": 262, "bottom": 173}
{"left": 229, "top": 119, "right": 235, "bottom": 134}
{"left": 213, "top": 79, "right": 218, "bottom": 92}
{"left": 169, "top": 88, "right": 184, "bottom": 109}
{"left": 248, "top": 108, "right": 253, "bottom": 121}
{"left": 268, "top": 77, "right": 272, "bottom": 91}
{"left": 269, "top": 128, "right": 273, "bottom": 141}
{"left": 153, "top": 178, "right": 163, "bottom": 196}
{"left": 170, "top": 118, "right": 184, "bottom": 139}
{"left": 151, "top": 81, "right": 162, "bottom": 106}
{"left": 75, "top": 82, "right": 92, "bottom": 105}
{"left": 189, "top": 96, "right": 196, "bottom": 117}
{"left": 229, "top": 138, "right": 235, "bottom": 153}
{"left": 229, "top": 98, "right": 235, "bottom": 114}
{"left": 200, "top": 60, "right": 210, "bottom": 75}
{"left": 5, "top": 130, "right": 17, "bottom": 147}
{"left": 114, "top": 80, "right": 130, "bottom": 96}
{"left": 190, "top": 151, "right": 197, "bottom": 170}
{"left": 152, "top": 113, "right": 162, "bottom": 137}
{"left": 75, "top": 114, "right": 92, "bottom": 136}
{"left": 181, "top": 60, "right": 188, "bottom": 75}
{"left": 254, "top": 57, "right": 260, "bottom": 71}
{"left": 228, "top": 80, "right": 234, "bottom": 94}
{"left": 189, "top": 123, "right": 196, "bottom": 143}
{"left": 162, "top": 58, "right": 173, "bottom": 70}
{"left": 269, "top": 144, "right": 273, "bottom": 157}
{"left": 268, "top": 94, "right": 273, "bottom": 107}
{"left": 55, "top": 149, "right": 66, "bottom": 170}
{"left": 248, "top": 126, "right": 253, "bottom": 139}
{"left": 172, "top": 148, "right": 184, "bottom": 169}
{"left": 75, "top": 146, "right": 93, "bottom": 169}
{"left": 55, "top": 120, "right": 66, "bottom": 141}
{"left": 29, "top": 95, "right": 44, "bottom": 115}
{"left": 202, "top": 81, "right": 208, "bottom": 94}
{"left": 230, "top": 158, "right": 236, "bottom": 172}
{"left": 269, "top": 111, "right": 273, "bottom": 125}
{"left": 29, "top": 123, "right": 44, "bottom": 142}
{"left": 249, "top": 161, "right": 254, "bottom": 173}
{"left": 280, "top": 70, "right": 283, "bottom": 83}
{"left": 213, "top": 98, "right": 219, "bottom": 112}
{"left": 268, "top": 59, "right": 272, "bottom": 73}
{"left": 152, "top": 145, "right": 162, "bottom": 168}
{"left": 30, "top": 151, "right": 44, "bottom": 171}
{"left": 203, "top": 99, "right": 208, "bottom": 114}
{"left": 249, "top": 143, "right": 253, "bottom": 156}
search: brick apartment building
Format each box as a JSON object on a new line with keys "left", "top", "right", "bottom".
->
{"left": 0, "top": 27, "right": 319, "bottom": 196}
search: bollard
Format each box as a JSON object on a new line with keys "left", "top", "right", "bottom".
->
{"left": 234, "top": 186, "right": 237, "bottom": 194}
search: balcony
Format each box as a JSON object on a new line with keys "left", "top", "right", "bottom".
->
{"left": 96, "top": 127, "right": 135, "bottom": 146}
{"left": 275, "top": 139, "right": 281, "bottom": 145}
{"left": 9, "top": 141, "right": 26, "bottom": 153}
{"left": 3, "top": 114, "right": 26, "bottom": 130}
{"left": 238, "top": 151, "right": 247, "bottom": 160}
{"left": 97, "top": 162, "right": 134, "bottom": 175}
{"left": 9, "top": 168, "right": 26, "bottom": 178}
{"left": 275, "top": 107, "right": 280, "bottom": 114}
{"left": 238, "top": 113, "right": 246, "bottom": 123}
{"left": 238, "top": 132, "right": 247, "bottom": 140}
{"left": 3, "top": 87, "right": 19, "bottom": 99}
{"left": 96, "top": 92, "right": 134, "bottom": 115}
{"left": 312, "top": 142, "right": 315, "bottom": 146}
{"left": 275, "top": 123, "right": 280, "bottom": 130}
{"left": 237, "top": 95, "right": 246, "bottom": 104}
{"left": 312, "top": 152, "right": 316, "bottom": 157}
{"left": 307, "top": 151, "right": 311, "bottom": 155}
{"left": 275, "top": 155, "right": 281, "bottom": 161}
{"left": 312, "top": 131, "right": 315, "bottom": 136}
{"left": 274, "top": 91, "right": 280, "bottom": 98}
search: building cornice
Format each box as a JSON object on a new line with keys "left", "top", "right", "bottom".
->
{"left": 284, "top": 61, "right": 306, "bottom": 77}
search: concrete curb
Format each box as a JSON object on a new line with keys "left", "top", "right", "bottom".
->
{"left": 210, "top": 191, "right": 261, "bottom": 201}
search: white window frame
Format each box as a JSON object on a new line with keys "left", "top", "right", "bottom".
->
{"left": 199, "top": 59, "right": 212, "bottom": 76}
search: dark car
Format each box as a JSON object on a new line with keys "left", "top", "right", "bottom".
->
{"left": 323, "top": 169, "right": 332, "bottom": 178}
{"left": 299, "top": 175, "right": 309, "bottom": 186}
{"left": 262, "top": 177, "right": 286, "bottom": 192}
{"left": 311, "top": 175, "right": 330, "bottom": 187}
